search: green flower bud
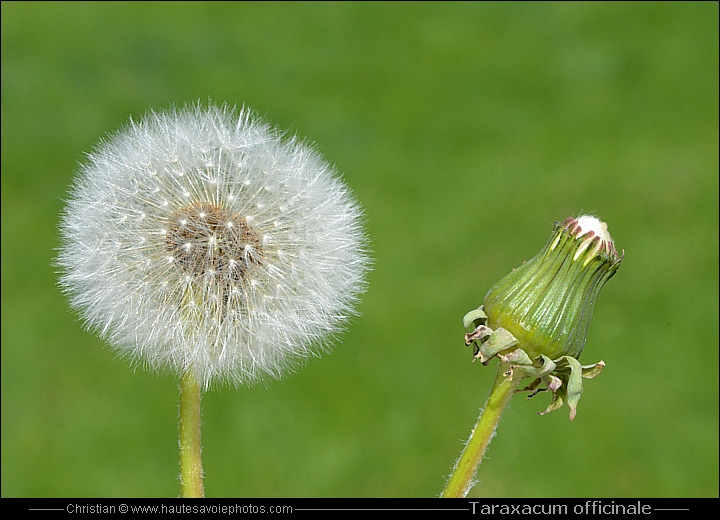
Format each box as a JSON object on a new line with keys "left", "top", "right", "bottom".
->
{"left": 483, "top": 216, "right": 622, "bottom": 360}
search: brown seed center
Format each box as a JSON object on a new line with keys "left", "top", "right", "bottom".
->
{"left": 166, "top": 202, "right": 263, "bottom": 282}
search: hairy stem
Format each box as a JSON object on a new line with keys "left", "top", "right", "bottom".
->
{"left": 179, "top": 370, "right": 204, "bottom": 498}
{"left": 441, "top": 362, "right": 520, "bottom": 498}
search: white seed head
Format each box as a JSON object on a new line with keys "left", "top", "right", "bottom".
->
{"left": 57, "top": 103, "right": 370, "bottom": 389}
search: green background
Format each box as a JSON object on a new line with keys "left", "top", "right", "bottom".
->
{"left": 2, "top": 2, "right": 718, "bottom": 498}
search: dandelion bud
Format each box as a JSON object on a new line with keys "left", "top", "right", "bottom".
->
{"left": 57, "top": 103, "right": 370, "bottom": 389}
{"left": 483, "top": 215, "right": 622, "bottom": 360}
{"left": 463, "top": 215, "right": 622, "bottom": 419}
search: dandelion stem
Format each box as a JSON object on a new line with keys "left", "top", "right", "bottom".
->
{"left": 441, "top": 362, "right": 520, "bottom": 498}
{"left": 179, "top": 370, "right": 204, "bottom": 498}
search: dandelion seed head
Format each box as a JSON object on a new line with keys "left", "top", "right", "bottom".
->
{"left": 57, "top": 103, "right": 370, "bottom": 389}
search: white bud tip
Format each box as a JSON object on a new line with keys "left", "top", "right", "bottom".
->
{"left": 576, "top": 215, "right": 612, "bottom": 244}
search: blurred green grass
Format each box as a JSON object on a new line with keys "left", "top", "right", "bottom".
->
{"left": 2, "top": 2, "right": 717, "bottom": 498}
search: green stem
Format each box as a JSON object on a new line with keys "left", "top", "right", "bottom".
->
{"left": 179, "top": 370, "right": 204, "bottom": 498}
{"left": 441, "top": 362, "right": 521, "bottom": 498}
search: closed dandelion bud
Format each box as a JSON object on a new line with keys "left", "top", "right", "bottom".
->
{"left": 483, "top": 215, "right": 622, "bottom": 360}
{"left": 446, "top": 217, "right": 623, "bottom": 498}
{"left": 463, "top": 215, "right": 622, "bottom": 419}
